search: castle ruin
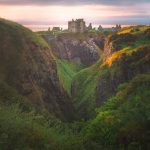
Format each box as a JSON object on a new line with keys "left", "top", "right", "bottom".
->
{"left": 68, "top": 19, "right": 86, "bottom": 33}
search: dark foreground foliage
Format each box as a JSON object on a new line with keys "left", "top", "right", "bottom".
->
{"left": 0, "top": 73, "right": 150, "bottom": 150}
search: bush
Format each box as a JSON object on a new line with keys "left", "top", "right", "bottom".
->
{"left": 83, "top": 73, "right": 150, "bottom": 150}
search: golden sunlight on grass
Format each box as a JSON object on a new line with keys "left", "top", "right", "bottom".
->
{"left": 118, "top": 26, "right": 150, "bottom": 35}
{"left": 101, "top": 47, "right": 131, "bottom": 67}
{"left": 105, "top": 51, "right": 122, "bottom": 66}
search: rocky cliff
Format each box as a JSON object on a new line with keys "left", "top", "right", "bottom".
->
{"left": 48, "top": 33, "right": 103, "bottom": 66}
{"left": 70, "top": 26, "right": 150, "bottom": 118}
{"left": 96, "top": 27, "right": 150, "bottom": 105}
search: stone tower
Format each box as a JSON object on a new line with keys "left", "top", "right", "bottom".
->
{"left": 68, "top": 19, "right": 86, "bottom": 33}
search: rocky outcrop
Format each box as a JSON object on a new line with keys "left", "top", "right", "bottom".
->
{"left": 96, "top": 45, "right": 150, "bottom": 105}
{"left": 103, "top": 33, "right": 136, "bottom": 60}
{"left": 49, "top": 35, "right": 103, "bottom": 66}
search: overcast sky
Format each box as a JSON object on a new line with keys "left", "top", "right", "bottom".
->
{"left": 0, "top": 0, "right": 150, "bottom": 25}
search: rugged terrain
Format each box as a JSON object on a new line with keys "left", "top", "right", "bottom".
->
{"left": 45, "top": 26, "right": 150, "bottom": 119}
{"left": 0, "top": 19, "right": 150, "bottom": 150}
{"left": 48, "top": 33, "right": 103, "bottom": 66}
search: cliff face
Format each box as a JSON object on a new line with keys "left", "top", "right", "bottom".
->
{"left": 103, "top": 33, "right": 136, "bottom": 60}
{"left": 70, "top": 26, "right": 150, "bottom": 119}
{"left": 96, "top": 32, "right": 150, "bottom": 105}
{"left": 49, "top": 34, "right": 103, "bottom": 66}
{"left": 0, "top": 19, "right": 74, "bottom": 120}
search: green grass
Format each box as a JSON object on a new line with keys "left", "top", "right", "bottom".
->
{"left": 103, "top": 27, "right": 150, "bottom": 67}
{"left": 72, "top": 59, "right": 102, "bottom": 119}
{"left": 56, "top": 59, "right": 83, "bottom": 95}
{"left": 0, "top": 19, "right": 150, "bottom": 149}
{"left": 72, "top": 25, "right": 150, "bottom": 119}
{"left": 0, "top": 18, "right": 51, "bottom": 88}
{"left": 0, "top": 105, "right": 61, "bottom": 150}
{"left": 0, "top": 18, "right": 49, "bottom": 48}
{"left": 0, "top": 72, "right": 149, "bottom": 150}
{"left": 56, "top": 32, "right": 103, "bottom": 42}
{"left": 0, "top": 18, "right": 59, "bottom": 116}
{"left": 37, "top": 30, "right": 70, "bottom": 37}
{"left": 118, "top": 25, "right": 150, "bottom": 35}
{"left": 83, "top": 73, "right": 150, "bottom": 150}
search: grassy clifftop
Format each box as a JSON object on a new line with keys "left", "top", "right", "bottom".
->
{"left": 0, "top": 18, "right": 49, "bottom": 47}
{"left": 118, "top": 25, "right": 150, "bottom": 35}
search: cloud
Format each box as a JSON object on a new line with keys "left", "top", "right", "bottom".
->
{"left": 0, "top": 1, "right": 149, "bottom": 26}
{"left": 0, "top": 4, "right": 150, "bottom": 25}
{"left": 0, "top": 0, "right": 150, "bottom": 6}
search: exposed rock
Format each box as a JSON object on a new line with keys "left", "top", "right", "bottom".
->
{"left": 103, "top": 33, "right": 136, "bottom": 60}
{"left": 96, "top": 45, "right": 150, "bottom": 105}
{"left": 48, "top": 35, "right": 101, "bottom": 66}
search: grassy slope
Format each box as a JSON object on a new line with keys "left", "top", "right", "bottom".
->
{"left": 1, "top": 66, "right": 149, "bottom": 150}
{"left": 104, "top": 26, "right": 150, "bottom": 67}
{"left": 83, "top": 73, "right": 150, "bottom": 150}
{"left": 72, "top": 59, "right": 102, "bottom": 119}
{"left": 0, "top": 18, "right": 49, "bottom": 81}
{"left": 56, "top": 59, "right": 83, "bottom": 95}
{"left": 0, "top": 18, "right": 49, "bottom": 47}
{"left": 0, "top": 19, "right": 73, "bottom": 119}
{"left": 0, "top": 18, "right": 49, "bottom": 103}
{"left": 118, "top": 25, "right": 150, "bottom": 35}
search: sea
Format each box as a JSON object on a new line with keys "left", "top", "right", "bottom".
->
{"left": 23, "top": 24, "right": 131, "bottom": 32}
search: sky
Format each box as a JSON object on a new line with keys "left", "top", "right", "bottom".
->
{"left": 0, "top": 0, "right": 150, "bottom": 26}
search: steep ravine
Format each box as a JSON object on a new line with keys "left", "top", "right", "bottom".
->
{"left": 0, "top": 19, "right": 150, "bottom": 149}
{"left": 44, "top": 33, "right": 105, "bottom": 119}
{"left": 47, "top": 28, "right": 150, "bottom": 119}
{"left": 41, "top": 26, "right": 150, "bottom": 120}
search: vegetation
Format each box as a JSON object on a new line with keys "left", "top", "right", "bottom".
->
{"left": 57, "top": 32, "right": 103, "bottom": 42}
{"left": 72, "top": 59, "right": 102, "bottom": 119}
{"left": 83, "top": 73, "right": 150, "bottom": 150}
{"left": 0, "top": 18, "right": 50, "bottom": 110}
{"left": 0, "top": 19, "right": 150, "bottom": 149}
{"left": 118, "top": 25, "right": 150, "bottom": 35}
{"left": 0, "top": 18, "right": 49, "bottom": 48}
{"left": 37, "top": 30, "right": 66, "bottom": 37}
{"left": 0, "top": 73, "right": 149, "bottom": 150}
{"left": 0, "top": 105, "right": 58, "bottom": 150}
{"left": 56, "top": 59, "right": 83, "bottom": 95}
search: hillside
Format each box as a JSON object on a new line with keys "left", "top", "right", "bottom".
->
{"left": 0, "top": 18, "right": 75, "bottom": 120}
{"left": 70, "top": 25, "right": 150, "bottom": 118}
{"left": 0, "top": 19, "right": 150, "bottom": 150}
{"left": 56, "top": 59, "right": 83, "bottom": 95}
